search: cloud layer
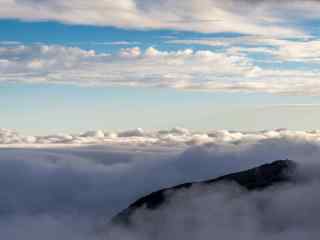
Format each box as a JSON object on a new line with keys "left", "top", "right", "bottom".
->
{"left": 1, "top": 43, "right": 320, "bottom": 95}
{"left": 1, "top": 0, "right": 318, "bottom": 36}
{"left": 2, "top": 128, "right": 320, "bottom": 239}
{"left": 3, "top": 127, "right": 320, "bottom": 148}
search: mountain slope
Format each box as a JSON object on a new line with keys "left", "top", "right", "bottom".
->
{"left": 112, "top": 160, "right": 296, "bottom": 225}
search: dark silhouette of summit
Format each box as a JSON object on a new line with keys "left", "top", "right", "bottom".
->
{"left": 112, "top": 160, "right": 296, "bottom": 225}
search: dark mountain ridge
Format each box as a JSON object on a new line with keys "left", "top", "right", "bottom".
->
{"left": 112, "top": 160, "right": 297, "bottom": 225}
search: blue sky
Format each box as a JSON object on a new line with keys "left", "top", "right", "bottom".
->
{"left": 1, "top": 0, "right": 320, "bottom": 134}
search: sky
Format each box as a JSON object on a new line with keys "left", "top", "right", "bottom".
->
{"left": 1, "top": 0, "right": 320, "bottom": 134}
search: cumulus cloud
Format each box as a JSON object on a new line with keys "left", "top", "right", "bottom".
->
{"left": 3, "top": 127, "right": 320, "bottom": 147}
{"left": 0, "top": 0, "right": 315, "bottom": 36}
{"left": 1, "top": 43, "right": 320, "bottom": 95}
{"left": 0, "top": 44, "right": 253, "bottom": 87}
{"left": 2, "top": 128, "right": 320, "bottom": 239}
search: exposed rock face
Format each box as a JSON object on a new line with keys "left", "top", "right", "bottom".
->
{"left": 112, "top": 160, "right": 296, "bottom": 225}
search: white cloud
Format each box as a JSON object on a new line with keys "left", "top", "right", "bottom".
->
{"left": 271, "top": 40, "right": 320, "bottom": 62}
{"left": 0, "top": 0, "right": 312, "bottom": 37}
{"left": 170, "top": 37, "right": 320, "bottom": 63}
{"left": 119, "top": 46, "right": 141, "bottom": 58}
{"left": 1, "top": 43, "right": 320, "bottom": 95}
{"left": 229, "top": 37, "right": 320, "bottom": 63}
{"left": 167, "top": 39, "right": 229, "bottom": 47}
{"left": 3, "top": 128, "right": 320, "bottom": 147}
{"left": 0, "top": 44, "right": 255, "bottom": 87}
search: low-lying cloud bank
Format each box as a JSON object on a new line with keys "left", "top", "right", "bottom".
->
{"left": 2, "top": 127, "right": 320, "bottom": 147}
{"left": 1, "top": 128, "right": 320, "bottom": 239}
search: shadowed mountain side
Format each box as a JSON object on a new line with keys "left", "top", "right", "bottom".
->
{"left": 112, "top": 160, "right": 297, "bottom": 225}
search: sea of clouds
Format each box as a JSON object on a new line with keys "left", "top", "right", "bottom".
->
{"left": 2, "top": 127, "right": 320, "bottom": 146}
{"left": 1, "top": 127, "right": 320, "bottom": 239}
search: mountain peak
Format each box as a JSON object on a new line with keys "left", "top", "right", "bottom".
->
{"left": 112, "top": 160, "right": 297, "bottom": 225}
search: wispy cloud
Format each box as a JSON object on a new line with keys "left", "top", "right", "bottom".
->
{"left": 0, "top": 0, "right": 315, "bottom": 37}
{"left": 89, "top": 41, "right": 141, "bottom": 46}
{"left": 167, "top": 36, "right": 320, "bottom": 63}
{"left": 0, "top": 41, "right": 21, "bottom": 45}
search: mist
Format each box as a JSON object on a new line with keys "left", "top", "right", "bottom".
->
{"left": 1, "top": 133, "right": 320, "bottom": 239}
